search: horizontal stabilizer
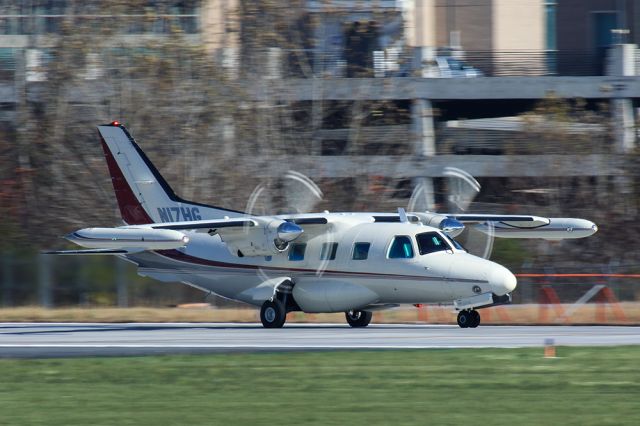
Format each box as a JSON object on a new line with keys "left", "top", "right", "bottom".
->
{"left": 42, "top": 248, "right": 134, "bottom": 255}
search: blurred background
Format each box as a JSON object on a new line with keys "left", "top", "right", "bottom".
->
{"left": 0, "top": 0, "right": 638, "bottom": 310}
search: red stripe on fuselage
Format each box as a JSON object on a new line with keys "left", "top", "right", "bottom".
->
{"left": 154, "top": 249, "right": 461, "bottom": 282}
{"left": 100, "top": 132, "right": 153, "bottom": 225}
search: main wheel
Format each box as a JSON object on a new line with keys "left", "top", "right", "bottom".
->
{"left": 457, "top": 310, "right": 471, "bottom": 328}
{"left": 469, "top": 310, "right": 481, "bottom": 328}
{"left": 345, "top": 310, "right": 373, "bottom": 327}
{"left": 260, "top": 299, "right": 286, "bottom": 328}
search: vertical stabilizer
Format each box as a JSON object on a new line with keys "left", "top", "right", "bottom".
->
{"left": 98, "top": 122, "right": 244, "bottom": 225}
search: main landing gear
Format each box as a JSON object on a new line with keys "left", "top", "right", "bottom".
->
{"left": 457, "top": 309, "right": 480, "bottom": 328}
{"left": 345, "top": 310, "right": 373, "bottom": 327}
{"left": 260, "top": 280, "right": 298, "bottom": 328}
{"left": 260, "top": 299, "right": 287, "bottom": 328}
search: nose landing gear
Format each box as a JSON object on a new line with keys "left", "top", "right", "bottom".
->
{"left": 457, "top": 309, "right": 480, "bottom": 328}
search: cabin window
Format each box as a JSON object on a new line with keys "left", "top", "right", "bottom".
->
{"left": 416, "top": 232, "right": 450, "bottom": 255}
{"left": 320, "top": 242, "right": 338, "bottom": 260}
{"left": 288, "top": 243, "right": 307, "bottom": 261}
{"left": 352, "top": 242, "right": 371, "bottom": 260}
{"left": 388, "top": 235, "right": 414, "bottom": 259}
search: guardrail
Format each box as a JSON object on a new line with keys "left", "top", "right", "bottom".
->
{"left": 270, "top": 48, "right": 609, "bottom": 78}
{"left": 0, "top": 46, "right": 620, "bottom": 84}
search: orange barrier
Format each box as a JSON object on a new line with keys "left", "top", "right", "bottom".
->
{"left": 415, "top": 305, "right": 453, "bottom": 323}
{"left": 416, "top": 304, "right": 428, "bottom": 322}
{"left": 534, "top": 281, "right": 629, "bottom": 324}
{"left": 495, "top": 306, "right": 512, "bottom": 321}
{"left": 595, "top": 287, "right": 627, "bottom": 323}
{"left": 517, "top": 273, "right": 640, "bottom": 278}
{"left": 538, "top": 286, "right": 565, "bottom": 323}
{"left": 482, "top": 306, "right": 511, "bottom": 322}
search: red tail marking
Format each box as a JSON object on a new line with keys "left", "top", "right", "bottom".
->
{"left": 100, "top": 133, "right": 153, "bottom": 225}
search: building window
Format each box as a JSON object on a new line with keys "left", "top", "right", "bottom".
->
{"left": 544, "top": 1, "right": 557, "bottom": 51}
{"left": 544, "top": 1, "right": 557, "bottom": 75}
{"left": 288, "top": 243, "right": 306, "bottom": 261}
{"left": 320, "top": 242, "right": 338, "bottom": 261}
{"left": 352, "top": 242, "right": 371, "bottom": 260}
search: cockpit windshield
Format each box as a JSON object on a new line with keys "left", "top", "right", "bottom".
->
{"left": 445, "top": 235, "right": 465, "bottom": 250}
{"left": 416, "top": 232, "right": 452, "bottom": 255}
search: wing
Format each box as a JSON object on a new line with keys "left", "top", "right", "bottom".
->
{"left": 209, "top": 216, "right": 332, "bottom": 255}
{"left": 151, "top": 218, "right": 257, "bottom": 232}
{"left": 279, "top": 216, "right": 332, "bottom": 240}
{"left": 446, "top": 214, "right": 598, "bottom": 240}
{"left": 154, "top": 215, "right": 332, "bottom": 257}
{"left": 50, "top": 215, "right": 332, "bottom": 258}
{"left": 284, "top": 217, "right": 328, "bottom": 225}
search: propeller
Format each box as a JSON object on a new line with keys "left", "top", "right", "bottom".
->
{"left": 443, "top": 167, "right": 481, "bottom": 212}
{"left": 244, "top": 166, "right": 495, "bottom": 288}
{"left": 444, "top": 167, "right": 495, "bottom": 259}
{"left": 281, "top": 171, "right": 323, "bottom": 214}
{"left": 246, "top": 171, "right": 323, "bottom": 216}
{"left": 407, "top": 178, "right": 434, "bottom": 212}
{"left": 408, "top": 167, "right": 495, "bottom": 259}
{"left": 246, "top": 170, "right": 332, "bottom": 278}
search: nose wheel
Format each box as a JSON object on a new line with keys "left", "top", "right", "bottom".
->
{"left": 457, "top": 310, "right": 480, "bottom": 328}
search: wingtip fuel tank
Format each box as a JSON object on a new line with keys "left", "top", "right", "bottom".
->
{"left": 65, "top": 228, "right": 189, "bottom": 250}
{"left": 474, "top": 218, "right": 598, "bottom": 240}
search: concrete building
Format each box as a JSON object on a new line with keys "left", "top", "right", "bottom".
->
{"left": 556, "top": 0, "right": 639, "bottom": 75}
{"left": 406, "top": 0, "right": 548, "bottom": 75}
{"left": 0, "top": 0, "right": 636, "bottom": 154}
{"left": 0, "top": 1, "right": 203, "bottom": 78}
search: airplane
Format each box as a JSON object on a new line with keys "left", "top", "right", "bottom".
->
{"left": 46, "top": 122, "right": 598, "bottom": 329}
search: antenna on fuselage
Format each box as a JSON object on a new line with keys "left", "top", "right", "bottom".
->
{"left": 397, "top": 208, "right": 409, "bottom": 223}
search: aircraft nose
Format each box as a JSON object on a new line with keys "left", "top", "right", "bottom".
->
{"left": 490, "top": 266, "right": 517, "bottom": 296}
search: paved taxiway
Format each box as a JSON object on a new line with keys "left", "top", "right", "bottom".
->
{"left": 1, "top": 323, "right": 639, "bottom": 357}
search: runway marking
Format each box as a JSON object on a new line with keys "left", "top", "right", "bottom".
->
{"left": 2, "top": 324, "right": 639, "bottom": 357}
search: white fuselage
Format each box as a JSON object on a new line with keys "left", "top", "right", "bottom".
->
{"left": 128, "top": 213, "right": 517, "bottom": 312}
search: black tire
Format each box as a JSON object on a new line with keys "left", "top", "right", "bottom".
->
{"left": 457, "top": 310, "right": 471, "bottom": 328}
{"left": 260, "top": 299, "right": 286, "bottom": 328}
{"left": 469, "top": 310, "right": 481, "bottom": 328}
{"left": 345, "top": 310, "right": 373, "bottom": 327}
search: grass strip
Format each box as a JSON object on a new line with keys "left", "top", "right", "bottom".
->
{"left": 0, "top": 346, "right": 638, "bottom": 425}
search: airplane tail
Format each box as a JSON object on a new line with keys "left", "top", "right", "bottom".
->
{"left": 98, "top": 122, "right": 244, "bottom": 225}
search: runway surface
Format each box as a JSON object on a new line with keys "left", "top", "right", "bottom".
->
{"left": 1, "top": 323, "right": 639, "bottom": 357}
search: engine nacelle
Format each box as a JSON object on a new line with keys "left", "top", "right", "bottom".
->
{"left": 413, "top": 212, "right": 465, "bottom": 237}
{"left": 220, "top": 220, "right": 303, "bottom": 257}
